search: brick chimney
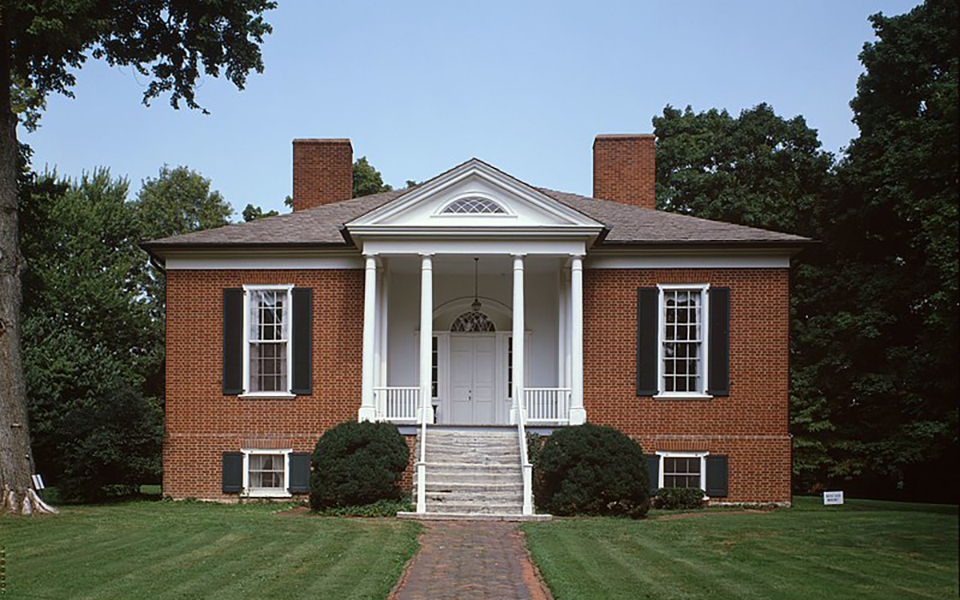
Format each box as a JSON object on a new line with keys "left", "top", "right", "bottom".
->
{"left": 592, "top": 134, "right": 656, "bottom": 209}
{"left": 292, "top": 139, "right": 353, "bottom": 211}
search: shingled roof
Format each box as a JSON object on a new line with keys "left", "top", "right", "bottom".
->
{"left": 142, "top": 187, "right": 810, "bottom": 253}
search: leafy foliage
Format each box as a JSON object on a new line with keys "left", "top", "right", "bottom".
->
{"left": 535, "top": 424, "right": 650, "bottom": 518}
{"left": 242, "top": 204, "right": 279, "bottom": 221}
{"left": 653, "top": 487, "right": 706, "bottom": 510}
{"left": 653, "top": 0, "right": 958, "bottom": 502}
{"left": 5, "top": 0, "right": 276, "bottom": 121}
{"left": 19, "top": 167, "right": 162, "bottom": 501}
{"left": 353, "top": 156, "right": 393, "bottom": 197}
{"left": 309, "top": 421, "right": 410, "bottom": 511}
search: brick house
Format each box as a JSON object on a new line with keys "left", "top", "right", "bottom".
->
{"left": 143, "top": 135, "right": 807, "bottom": 516}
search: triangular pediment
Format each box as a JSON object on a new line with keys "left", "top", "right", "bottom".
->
{"left": 346, "top": 159, "right": 603, "bottom": 231}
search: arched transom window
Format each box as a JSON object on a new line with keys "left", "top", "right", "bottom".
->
{"left": 450, "top": 310, "right": 496, "bottom": 332}
{"left": 441, "top": 196, "right": 507, "bottom": 215}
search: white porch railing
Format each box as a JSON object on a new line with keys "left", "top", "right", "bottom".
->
{"left": 524, "top": 387, "right": 572, "bottom": 424}
{"left": 374, "top": 387, "right": 420, "bottom": 422}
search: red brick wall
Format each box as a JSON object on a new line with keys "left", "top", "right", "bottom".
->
{"left": 292, "top": 139, "right": 353, "bottom": 211}
{"left": 583, "top": 268, "right": 792, "bottom": 503}
{"left": 163, "top": 269, "right": 365, "bottom": 500}
{"left": 593, "top": 134, "right": 656, "bottom": 209}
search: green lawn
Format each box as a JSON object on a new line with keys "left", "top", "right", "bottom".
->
{"left": 0, "top": 500, "right": 421, "bottom": 600}
{"left": 522, "top": 497, "right": 959, "bottom": 600}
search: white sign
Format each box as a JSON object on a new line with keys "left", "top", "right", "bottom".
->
{"left": 823, "top": 490, "right": 844, "bottom": 505}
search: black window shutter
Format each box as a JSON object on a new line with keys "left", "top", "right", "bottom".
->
{"left": 645, "top": 454, "right": 660, "bottom": 495}
{"left": 291, "top": 288, "right": 313, "bottom": 396}
{"left": 705, "top": 455, "right": 729, "bottom": 498}
{"left": 637, "top": 287, "right": 660, "bottom": 396}
{"left": 707, "top": 287, "right": 730, "bottom": 396}
{"left": 288, "top": 453, "right": 311, "bottom": 494}
{"left": 222, "top": 288, "right": 244, "bottom": 395}
{"left": 222, "top": 452, "right": 243, "bottom": 493}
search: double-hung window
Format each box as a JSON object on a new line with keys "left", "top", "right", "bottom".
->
{"left": 656, "top": 451, "right": 708, "bottom": 491}
{"left": 242, "top": 449, "right": 291, "bottom": 497}
{"left": 243, "top": 285, "right": 294, "bottom": 396}
{"left": 658, "top": 284, "right": 709, "bottom": 397}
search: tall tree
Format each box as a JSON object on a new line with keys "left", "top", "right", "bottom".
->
{"left": 800, "top": 0, "right": 958, "bottom": 498}
{"left": 353, "top": 156, "right": 393, "bottom": 197}
{"left": 21, "top": 167, "right": 163, "bottom": 501}
{"left": 0, "top": 0, "right": 275, "bottom": 515}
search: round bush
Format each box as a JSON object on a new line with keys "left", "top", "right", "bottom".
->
{"left": 535, "top": 423, "right": 650, "bottom": 518}
{"left": 653, "top": 487, "right": 706, "bottom": 510}
{"left": 309, "top": 420, "right": 410, "bottom": 511}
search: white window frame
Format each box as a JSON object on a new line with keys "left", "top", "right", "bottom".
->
{"left": 654, "top": 283, "right": 712, "bottom": 399}
{"left": 433, "top": 194, "right": 515, "bottom": 218}
{"left": 241, "top": 284, "right": 296, "bottom": 399}
{"left": 655, "top": 450, "right": 709, "bottom": 494}
{"left": 241, "top": 448, "right": 292, "bottom": 498}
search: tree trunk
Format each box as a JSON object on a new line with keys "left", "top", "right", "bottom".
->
{"left": 0, "top": 13, "right": 56, "bottom": 516}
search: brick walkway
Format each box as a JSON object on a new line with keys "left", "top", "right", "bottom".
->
{"left": 391, "top": 521, "right": 552, "bottom": 600}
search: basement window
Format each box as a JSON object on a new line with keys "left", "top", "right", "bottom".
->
{"left": 242, "top": 449, "right": 291, "bottom": 497}
{"left": 657, "top": 452, "right": 708, "bottom": 490}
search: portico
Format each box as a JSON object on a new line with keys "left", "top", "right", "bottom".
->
{"left": 347, "top": 159, "right": 601, "bottom": 428}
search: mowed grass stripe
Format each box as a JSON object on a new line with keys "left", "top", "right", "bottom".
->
{"left": 523, "top": 498, "right": 958, "bottom": 600}
{"left": 0, "top": 501, "right": 421, "bottom": 600}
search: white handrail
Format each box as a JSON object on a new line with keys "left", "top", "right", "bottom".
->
{"left": 416, "top": 389, "right": 428, "bottom": 514}
{"left": 515, "top": 389, "right": 533, "bottom": 516}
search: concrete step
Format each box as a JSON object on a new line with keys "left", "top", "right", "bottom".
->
{"left": 417, "top": 481, "right": 524, "bottom": 494}
{"left": 397, "top": 511, "right": 552, "bottom": 522}
{"left": 427, "top": 455, "right": 520, "bottom": 467}
{"left": 425, "top": 490, "right": 523, "bottom": 503}
{"left": 426, "top": 461, "right": 521, "bottom": 472}
{"left": 425, "top": 440, "right": 519, "bottom": 451}
{"left": 424, "top": 501, "right": 524, "bottom": 514}
{"left": 428, "top": 431, "right": 516, "bottom": 440}
{"left": 426, "top": 472, "right": 522, "bottom": 485}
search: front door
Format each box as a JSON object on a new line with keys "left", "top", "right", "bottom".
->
{"left": 449, "top": 335, "right": 497, "bottom": 424}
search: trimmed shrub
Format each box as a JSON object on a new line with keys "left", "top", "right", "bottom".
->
{"left": 309, "top": 420, "right": 409, "bottom": 511}
{"left": 535, "top": 423, "right": 650, "bottom": 518}
{"left": 653, "top": 487, "right": 706, "bottom": 510}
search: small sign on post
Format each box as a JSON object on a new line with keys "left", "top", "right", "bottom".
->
{"left": 823, "top": 490, "right": 844, "bottom": 505}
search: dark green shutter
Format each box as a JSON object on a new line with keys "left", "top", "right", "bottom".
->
{"left": 645, "top": 454, "right": 660, "bottom": 495}
{"left": 707, "top": 287, "right": 730, "bottom": 396}
{"left": 637, "top": 288, "right": 660, "bottom": 396}
{"left": 288, "top": 453, "right": 311, "bottom": 494}
{"left": 222, "top": 452, "right": 243, "bottom": 493}
{"left": 291, "top": 288, "right": 313, "bottom": 396}
{"left": 706, "top": 455, "right": 729, "bottom": 498}
{"left": 222, "top": 289, "right": 244, "bottom": 395}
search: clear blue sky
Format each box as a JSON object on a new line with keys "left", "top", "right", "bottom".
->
{"left": 20, "top": 0, "right": 919, "bottom": 216}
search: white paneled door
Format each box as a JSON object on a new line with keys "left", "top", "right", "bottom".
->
{"left": 449, "top": 335, "right": 497, "bottom": 424}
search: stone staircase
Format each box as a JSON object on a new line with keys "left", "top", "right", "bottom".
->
{"left": 397, "top": 426, "right": 551, "bottom": 521}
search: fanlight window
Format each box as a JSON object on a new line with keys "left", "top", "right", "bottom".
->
{"left": 450, "top": 310, "right": 496, "bottom": 332}
{"left": 442, "top": 196, "right": 507, "bottom": 215}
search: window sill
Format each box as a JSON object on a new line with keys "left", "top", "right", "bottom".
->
{"left": 239, "top": 392, "right": 297, "bottom": 400}
{"left": 652, "top": 393, "right": 713, "bottom": 400}
{"left": 244, "top": 490, "right": 292, "bottom": 499}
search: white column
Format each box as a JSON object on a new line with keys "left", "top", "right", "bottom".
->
{"left": 378, "top": 265, "right": 389, "bottom": 387}
{"left": 558, "top": 267, "right": 568, "bottom": 388}
{"left": 569, "top": 255, "right": 586, "bottom": 425}
{"left": 358, "top": 254, "right": 379, "bottom": 422}
{"left": 418, "top": 254, "right": 434, "bottom": 424}
{"left": 511, "top": 254, "right": 526, "bottom": 424}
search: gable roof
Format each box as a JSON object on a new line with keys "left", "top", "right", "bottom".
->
{"left": 142, "top": 180, "right": 811, "bottom": 253}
